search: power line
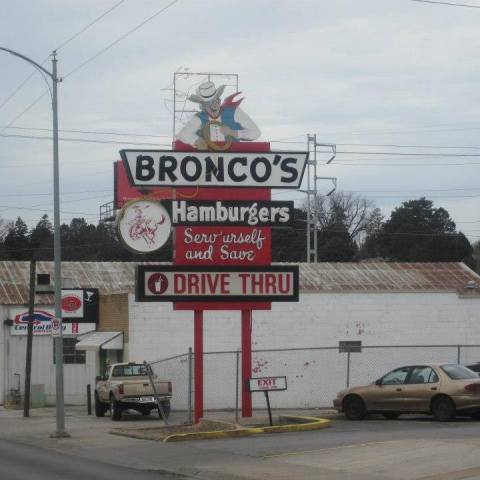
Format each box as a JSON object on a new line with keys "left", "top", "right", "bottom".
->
{"left": 411, "top": 0, "right": 480, "bottom": 8}
{"left": 0, "top": 204, "right": 98, "bottom": 217}
{"left": 0, "top": 92, "right": 49, "bottom": 133}
{"left": 335, "top": 150, "right": 480, "bottom": 157}
{"left": 334, "top": 161, "right": 480, "bottom": 166}
{"left": 336, "top": 143, "right": 480, "bottom": 150}
{"left": 54, "top": 0, "right": 126, "bottom": 51}
{"left": 0, "top": 0, "right": 181, "bottom": 132}
{"left": 0, "top": 125, "right": 170, "bottom": 138}
{"left": 0, "top": 0, "right": 127, "bottom": 115}
{"left": 63, "top": 0, "right": 181, "bottom": 80}
{"left": 0, "top": 189, "right": 110, "bottom": 198}
{"left": 0, "top": 132, "right": 170, "bottom": 147}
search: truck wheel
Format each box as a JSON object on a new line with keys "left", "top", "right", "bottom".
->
{"left": 110, "top": 395, "right": 122, "bottom": 421}
{"left": 157, "top": 400, "right": 171, "bottom": 420}
{"left": 94, "top": 392, "right": 106, "bottom": 417}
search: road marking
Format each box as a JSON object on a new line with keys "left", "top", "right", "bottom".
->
{"left": 262, "top": 440, "right": 399, "bottom": 459}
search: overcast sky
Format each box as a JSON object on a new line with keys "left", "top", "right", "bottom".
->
{"left": 1, "top": 0, "right": 480, "bottom": 243}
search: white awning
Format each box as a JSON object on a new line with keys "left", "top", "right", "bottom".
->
{"left": 75, "top": 331, "right": 123, "bottom": 351}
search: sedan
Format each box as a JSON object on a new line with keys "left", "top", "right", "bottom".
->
{"left": 333, "top": 363, "right": 480, "bottom": 421}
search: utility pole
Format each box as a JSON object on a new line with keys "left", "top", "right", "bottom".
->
{"left": 0, "top": 47, "right": 68, "bottom": 437}
{"left": 23, "top": 259, "right": 36, "bottom": 417}
{"left": 305, "top": 135, "right": 337, "bottom": 263}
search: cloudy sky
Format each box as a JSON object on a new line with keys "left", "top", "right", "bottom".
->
{"left": 1, "top": 0, "right": 480, "bottom": 243}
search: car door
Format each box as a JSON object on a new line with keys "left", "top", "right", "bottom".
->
{"left": 366, "top": 366, "right": 411, "bottom": 411}
{"left": 400, "top": 366, "right": 440, "bottom": 412}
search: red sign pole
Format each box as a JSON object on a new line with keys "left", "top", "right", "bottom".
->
{"left": 194, "top": 310, "right": 204, "bottom": 423}
{"left": 241, "top": 309, "right": 253, "bottom": 417}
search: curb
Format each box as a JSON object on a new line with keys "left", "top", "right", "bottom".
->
{"left": 163, "top": 415, "right": 331, "bottom": 442}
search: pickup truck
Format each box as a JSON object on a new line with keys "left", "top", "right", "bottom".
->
{"left": 94, "top": 362, "right": 172, "bottom": 421}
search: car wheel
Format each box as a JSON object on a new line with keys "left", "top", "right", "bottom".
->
{"left": 432, "top": 396, "right": 455, "bottom": 422}
{"left": 94, "top": 392, "right": 106, "bottom": 417}
{"left": 157, "top": 400, "right": 171, "bottom": 420}
{"left": 343, "top": 395, "right": 367, "bottom": 420}
{"left": 141, "top": 409, "right": 151, "bottom": 416}
{"left": 470, "top": 412, "right": 480, "bottom": 420}
{"left": 110, "top": 395, "right": 122, "bottom": 421}
{"left": 383, "top": 412, "right": 400, "bottom": 420}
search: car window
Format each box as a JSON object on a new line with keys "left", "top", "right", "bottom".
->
{"left": 381, "top": 367, "right": 410, "bottom": 385}
{"left": 407, "top": 366, "right": 439, "bottom": 384}
{"left": 441, "top": 364, "right": 478, "bottom": 380}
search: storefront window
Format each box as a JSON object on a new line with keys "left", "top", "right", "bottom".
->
{"left": 53, "top": 338, "right": 86, "bottom": 365}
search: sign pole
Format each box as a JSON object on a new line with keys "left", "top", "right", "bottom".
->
{"left": 264, "top": 391, "right": 273, "bottom": 426}
{"left": 194, "top": 310, "right": 204, "bottom": 423}
{"left": 241, "top": 310, "right": 252, "bottom": 417}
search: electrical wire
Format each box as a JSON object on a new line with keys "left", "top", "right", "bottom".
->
{"left": 63, "top": 0, "right": 180, "bottom": 80}
{"left": 0, "top": 0, "right": 127, "bottom": 115}
{"left": 0, "top": 131, "right": 170, "bottom": 147}
{"left": 0, "top": 125, "right": 170, "bottom": 138}
{"left": 0, "top": 0, "right": 181, "bottom": 133}
{"left": 54, "top": 0, "right": 126, "bottom": 52}
{"left": 411, "top": 0, "right": 480, "bottom": 8}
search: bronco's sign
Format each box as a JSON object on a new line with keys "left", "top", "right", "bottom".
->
{"left": 136, "top": 265, "right": 299, "bottom": 302}
{"left": 120, "top": 150, "right": 308, "bottom": 189}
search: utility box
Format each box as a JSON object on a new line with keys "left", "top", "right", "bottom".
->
{"left": 30, "top": 384, "right": 46, "bottom": 408}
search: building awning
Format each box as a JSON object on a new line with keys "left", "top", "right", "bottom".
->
{"left": 75, "top": 331, "right": 123, "bottom": 351}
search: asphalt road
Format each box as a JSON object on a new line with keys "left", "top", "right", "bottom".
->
{"left": 4, "top": 409, "right": 480, "bottom": 480}
{"left": 188, "top": 416, "right": 480, "bottom": 457}
{"left": 192, "top": 415, "right": 480, "bottom": 456}
{"left": 0, "top": 438, "right": 183, "bottom": 480}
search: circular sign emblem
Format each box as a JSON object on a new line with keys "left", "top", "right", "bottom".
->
{"left": 147, "top": 273, "right": 169, "bottom": 295}
{"left": 117, "top": 199, "right": 171, "bottom": 254}
{"left": 62, "top": 295, "right": 82, "bottom": 312}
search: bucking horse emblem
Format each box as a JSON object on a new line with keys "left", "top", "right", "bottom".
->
{"left": 128, "top": 205, "right": 166, "bottom": 247}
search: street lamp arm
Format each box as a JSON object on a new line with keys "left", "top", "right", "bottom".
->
{"left": 0, "top": 46, "right": 54, "bottom": 79}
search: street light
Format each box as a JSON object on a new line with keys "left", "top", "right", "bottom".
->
{"left": 0, "top": 47, "right": 68, "bottom": 437}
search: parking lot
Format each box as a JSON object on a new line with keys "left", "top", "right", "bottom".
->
{"left": 3, "top": 406, "right": 480, "bottom": 479}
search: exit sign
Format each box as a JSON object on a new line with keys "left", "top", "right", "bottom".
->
{"left": 248, "top": 376, "right": 287, "bottom": 392}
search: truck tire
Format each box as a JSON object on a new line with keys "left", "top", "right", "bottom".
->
{"left": 94, "top": 392, "right": 107, "bottom": 417}
{"left": 157, "top": 399, "right": 171, "bottom": 420}
{"left": 110, "top": 394, "right": 122, "bottom": 421}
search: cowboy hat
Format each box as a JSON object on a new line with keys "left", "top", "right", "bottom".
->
{"left": 188, "top": 81, "right": 226, "bottom": 104}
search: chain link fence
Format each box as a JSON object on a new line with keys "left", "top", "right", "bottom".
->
{"left": 149, "top": 344, "right": 480, "bottom": 424}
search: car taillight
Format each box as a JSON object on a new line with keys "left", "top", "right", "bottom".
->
{"left": 168, "top": 382, "right": 172, "bottom": 393}
{"left": 464, "top": 383, "right": 480, "bottom": 392}
{"left": 118, "top": 384, "right": 124, "bottom": 395}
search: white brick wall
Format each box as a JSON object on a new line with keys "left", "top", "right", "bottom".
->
{"left": 129, "top": 292, "right": 480, "bottom": 409}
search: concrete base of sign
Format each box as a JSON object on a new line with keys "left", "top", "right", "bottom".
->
{"left": 110, "top": 415, "right": 331, "bottom": 443}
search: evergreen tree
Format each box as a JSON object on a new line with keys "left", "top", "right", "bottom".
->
{"left": 4, "top": 217, "right": 30, "bottom": 260}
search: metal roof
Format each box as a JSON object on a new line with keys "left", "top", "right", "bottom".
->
{"left": 0, "top": 261, "right": 478, "bottom": 305}
{"left": 75, "top": 331, "right": 123, "bottom": 351}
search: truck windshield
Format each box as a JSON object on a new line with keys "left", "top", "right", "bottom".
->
{"left": 112, "top": 364, "right": 148, "bottom": 377}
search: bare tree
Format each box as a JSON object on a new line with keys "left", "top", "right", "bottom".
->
{"left": 305, "top": 191, "right": 383, "bottom": 244}
{"left": 0, "top": 217, "right": 13, "bottom": 240}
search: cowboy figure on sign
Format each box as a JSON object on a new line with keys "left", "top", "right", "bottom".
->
{"left": 176, "top": 81, "right": 261, "bottom": 151}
